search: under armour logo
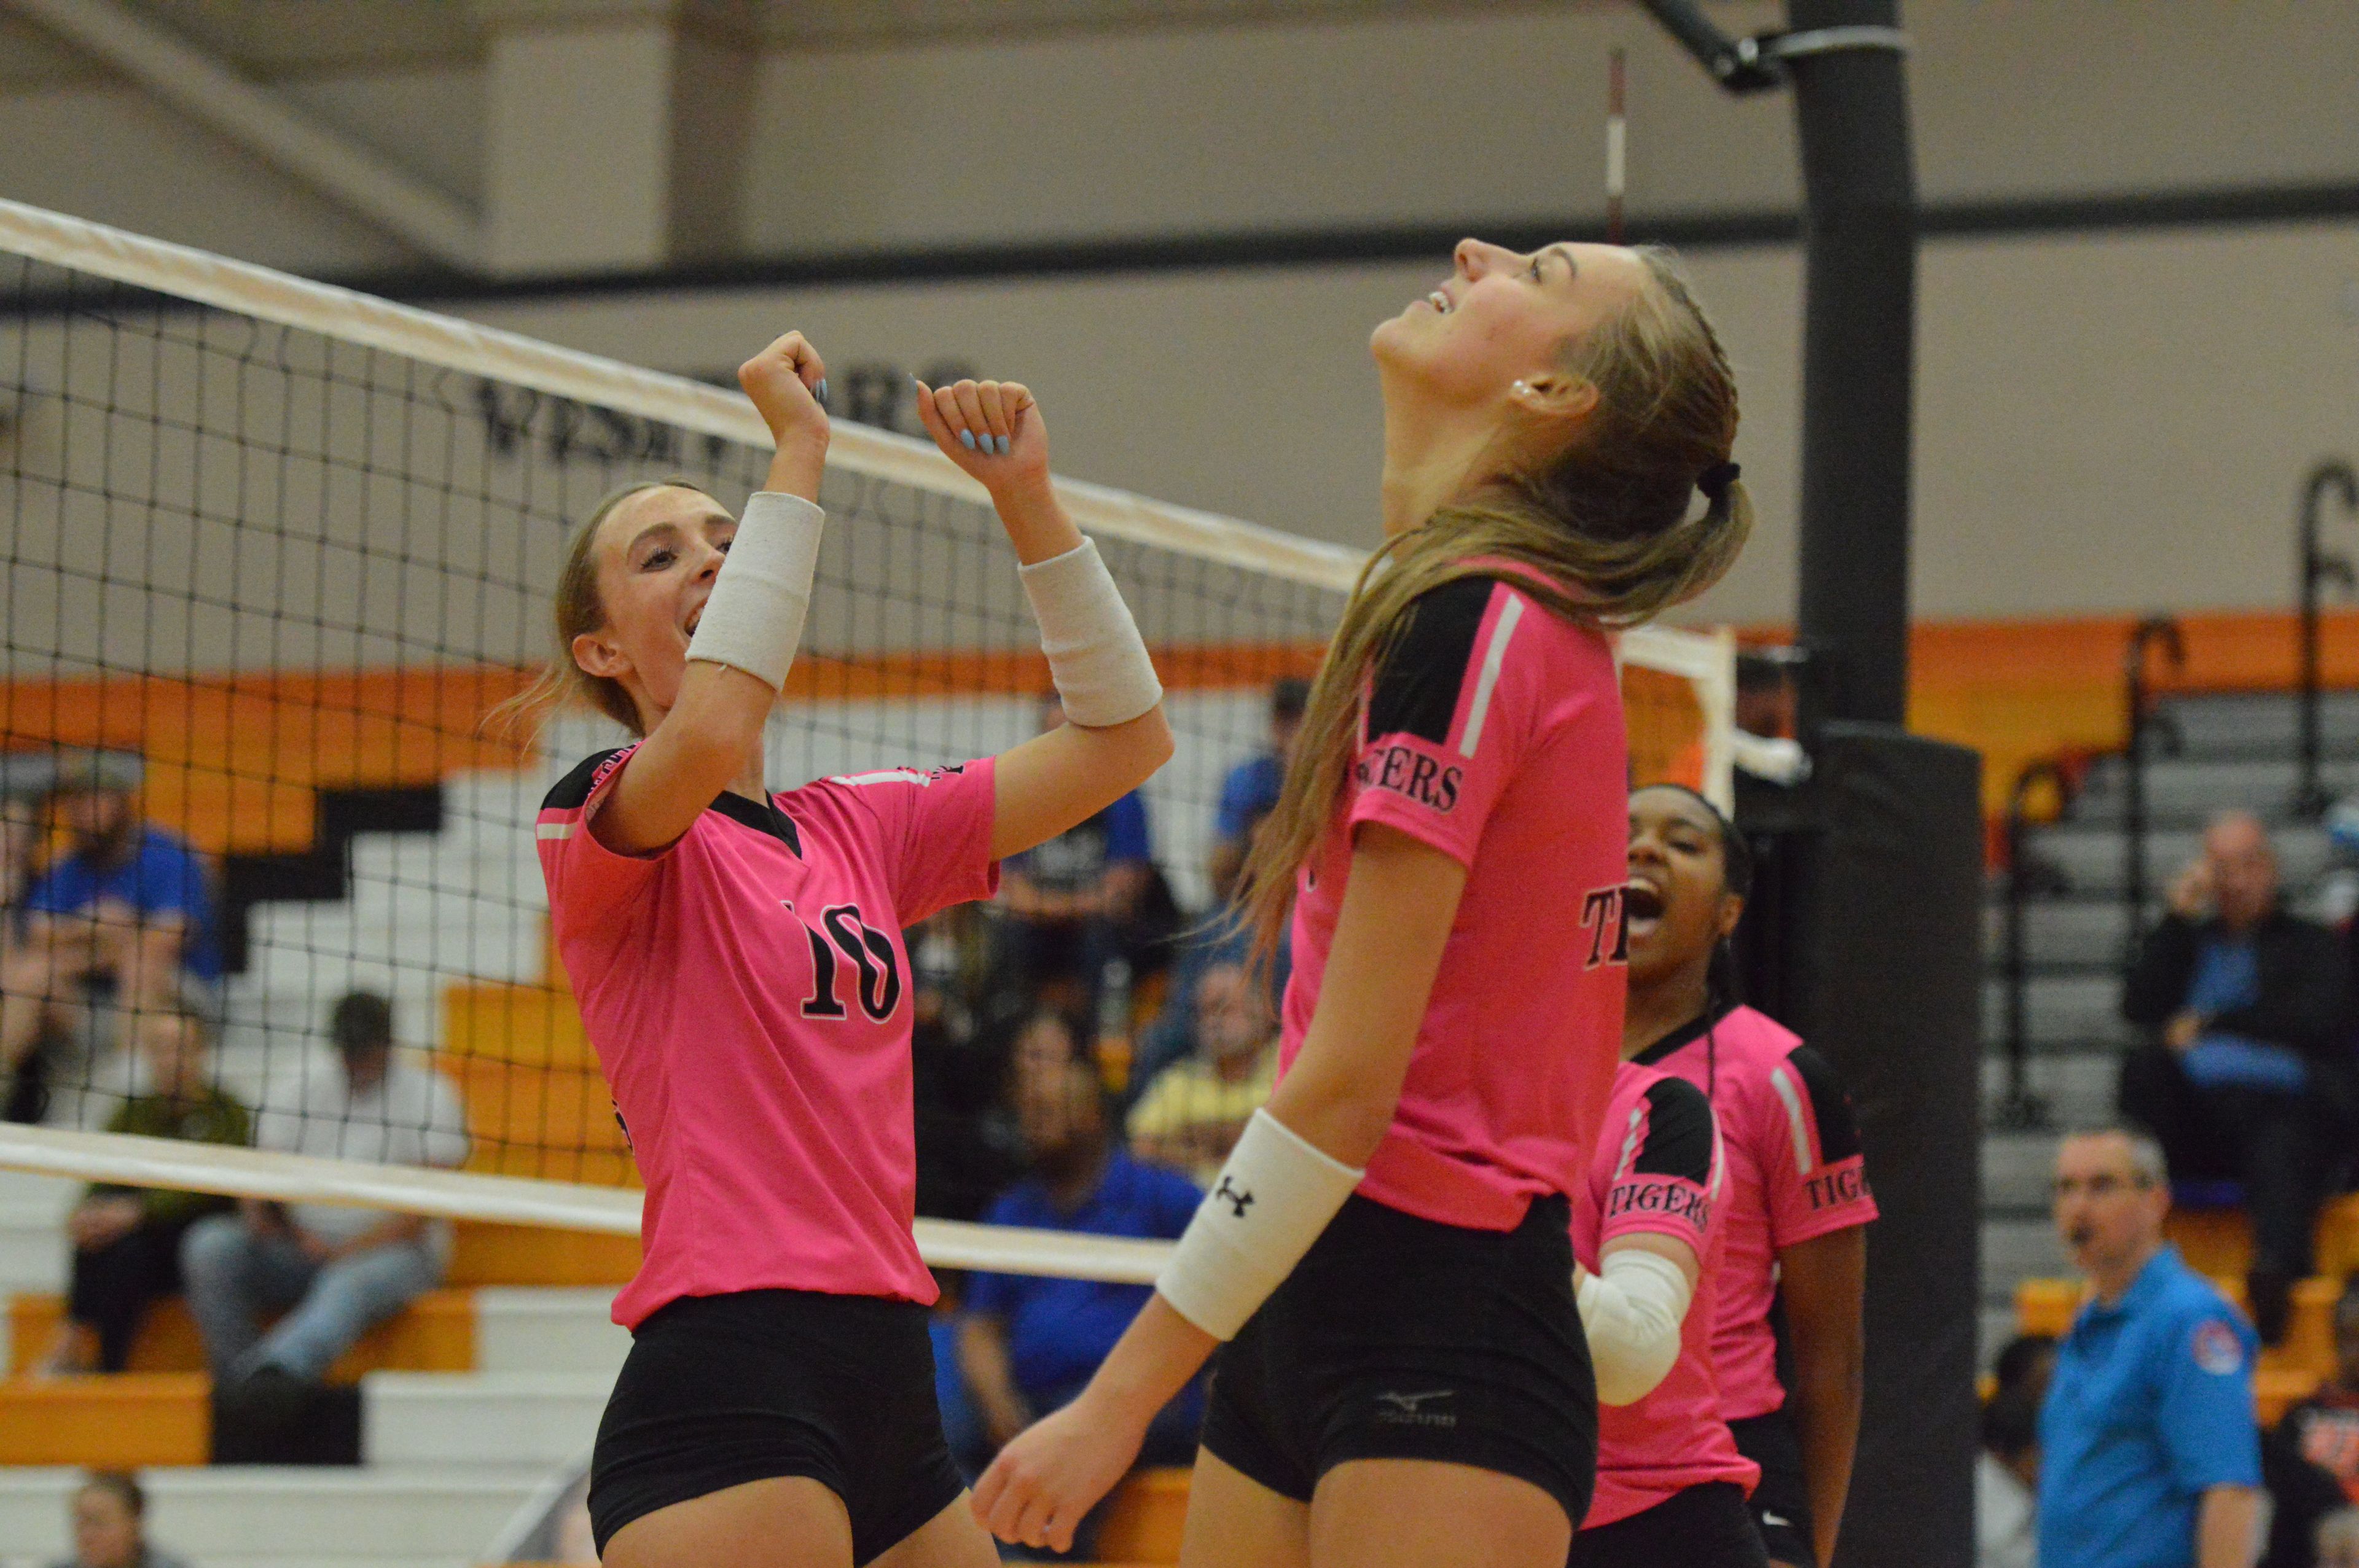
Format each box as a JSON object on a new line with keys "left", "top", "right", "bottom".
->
{"left": 1215, "top": 1177, "right": 1254, "bottom": 1218}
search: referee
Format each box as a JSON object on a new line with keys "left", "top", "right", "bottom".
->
{"left": 2041, "top": 1127, "right": 2264, "bottom": 1568}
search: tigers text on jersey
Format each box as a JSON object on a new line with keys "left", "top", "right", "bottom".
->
{"left": 1280, "top": 574, "right": 1630, "bottom": 1232}
{"left": 1573, "top": 1061, "right": 1759, "bottom": 1530}
{"left": 536, "top": 746, "right": 998, "bottom": 1328}
{"left": 1632, "top": 1004, "right": 1879, "bottom": 1422}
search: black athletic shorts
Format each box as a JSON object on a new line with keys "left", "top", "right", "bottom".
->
{"left": 1200, "top": 1190, "right": 1595, "bottom": 1528}
{"left": 1729, "top": 1408, "right": 1817, "bottom": 1568}
{"left": 1567, "top": 1481, "right": 1770, "bottom": 1568}
{"left": 589, "top": 1288, "right": 964, "bottom": 1564}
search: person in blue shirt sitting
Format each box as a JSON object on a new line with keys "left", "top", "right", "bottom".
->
{"left": 1205, "top": 676, "right": 1309, "bottom": 907}
{"left": 2119, "top": 811, "right": 2348, "bottom": 1344}
{"left": 2041, "top": 1126, "right": 2264, "bottom": 1568}
{"left": 1, "top": 750, "right": 219, "bottom": 1125}
{"left": 959, "top": 1008, "right": 1203, "bottom": 1558}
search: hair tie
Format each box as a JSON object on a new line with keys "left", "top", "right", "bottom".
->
{"left": 1698, "top": 461, "right": 1741, "bottom": 502}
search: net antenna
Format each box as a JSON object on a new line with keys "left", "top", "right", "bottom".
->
{"left": 1605, "top": 47, "right": 1627, "bottom": 246}
{"left": 0, "top": 197, "right": 1736, "bottom": 1271}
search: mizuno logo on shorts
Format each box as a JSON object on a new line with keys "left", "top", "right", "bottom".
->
{"left": 1374, "top": 1389, "right": 1458, "bottom": 1427}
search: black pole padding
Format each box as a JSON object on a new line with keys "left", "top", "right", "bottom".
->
{"left": 1746, "top": 725, "right": 1983, "bottom": 1568}
{"left": 1786, "top": 0, "right": 1918, "bottom": 727}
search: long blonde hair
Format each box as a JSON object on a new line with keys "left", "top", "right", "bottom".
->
{"left": 1234, "top": 246, "right": 1753, "bottom": 960}
{"left": 488, "top": 477, "right": 716, "bottom": 742}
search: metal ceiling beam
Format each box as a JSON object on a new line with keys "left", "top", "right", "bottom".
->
{"left": 6, "top": 0, "right": 483, "bottom": 270}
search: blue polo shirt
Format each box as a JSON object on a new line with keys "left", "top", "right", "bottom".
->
{"left": 2038, "top": 1247, "right": 2261, "bottom": 1568}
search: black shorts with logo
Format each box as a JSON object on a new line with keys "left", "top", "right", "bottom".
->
{"left": 1200, "top": 1191, "right": 1595, "bottom": 1528}
{"left": 1568, "top": 1481, "right": 1771, "bottom": 1568}
{"left": 1729, "top": 1408, "right": 1818, "bottom": 1568}
{"left": 589, "top": 1288, "right": 964, "bottom": 1565}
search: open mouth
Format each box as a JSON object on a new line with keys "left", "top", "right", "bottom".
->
{"left": 1422, "top": 288, "right": 1453, "bottom": 314}
{"left": 1624, "top": 881, "right": 1664, "bottom": 938}
{"left": 685, "top": 606, "right": 703, "bottom": 636}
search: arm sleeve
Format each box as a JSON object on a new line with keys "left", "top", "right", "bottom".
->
{"left": 534, "top": 747, "right": 666, "bottom": 937}
{"left": 2121, "top": 915, "right": 2201, "bottom": 1027}
{"left": 1763, "top": 1045, "right": 1880, "bottom": 1249}
{"left": 1346, "top": 577, "right": 1542, "bottom": 868}
{"left": 2157, "top": 1308, "right": 2265, "bottom": 1492}
{"left": 827, "top": 759, "right": 1002, "bottom": 926}
{"left": 1598, "top": 1076, "right": 1719, "bottom": 1258}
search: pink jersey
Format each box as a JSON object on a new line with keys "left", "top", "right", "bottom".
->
{"left": 1572, "top": 1061, "right": 1758, "bottom": 1529}
{"left": 1634, "top": 1004, "right": 1878, "bottom": 1421}
{"left": 1280, "top": 574, "right": 1629, "bottom": 1231}
{"left": 536, "top": 747, "right": 999, "bottom": 1328}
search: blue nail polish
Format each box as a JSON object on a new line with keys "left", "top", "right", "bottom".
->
{"left": 814, "top": 378, "right": 828, "bottom": 403}
{"left": 995, "top": 434, "right": 1011, "bottom": 456}
{"left": 958, "top": 429, "right": 977, "bottom": 451}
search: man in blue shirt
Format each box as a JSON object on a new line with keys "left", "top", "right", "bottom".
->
{"left": 1, "top": 750, "right": 219, "bottom": 1121}
{"left": 960, "top": 1010, "right": 1202, "bottom": 1557}
{"left": 2041, "top": 1126, "right": 2264, "bottom": 1568}
{"left": 2119, "top": 811, "right": 2347, "bottom": 1344}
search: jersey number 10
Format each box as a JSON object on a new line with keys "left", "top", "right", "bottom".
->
{"left": 792, "top": 903, "right": 902, "bottom": 1023}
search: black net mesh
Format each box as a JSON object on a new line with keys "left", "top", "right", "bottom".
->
{"left": 0, "top": 235, "right": 1722, "bottom": 1239}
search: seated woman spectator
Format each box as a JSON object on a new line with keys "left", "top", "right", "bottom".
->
{"left": 47, "top": 1470, "right": 191, "bottom": 1568}
{"left": 958, "top": 1009, "right": 1203, "bottom": 1558}
{"left": 181, "top": 991, "right": 467, "bottom": 1391}
{"left": 1125, "top": 959, "right": 1278, "bottom": 1184}
{"left": 2282, "top": 1276, "right": 2359, "bottom": 1506}
{"left": 39, "top": 1005, "right": 249, "bottom": 1375}
{"left": 2, "top": 749, "right": 219, "bottom": 1127}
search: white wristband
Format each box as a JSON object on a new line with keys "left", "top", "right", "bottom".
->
{"left": 1017, "top": 539, "right": 1163, "bottom": 728}
{"left": 1577, "top": 1247, "right": 1692, "bottom": 1406}
{"left": 684, "top": 491, "right": 824, "bottom": 690}
{"left": 1154, "top": 1109, "right": 1363, "bottom": 1341}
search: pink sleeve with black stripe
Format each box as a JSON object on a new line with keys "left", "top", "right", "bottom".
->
{"left": 1759, "top": 1043, "right": 1879, "bottom": 1249}
{"left": 1598, "top": 1069, "right": 1722, "bottom": 1258}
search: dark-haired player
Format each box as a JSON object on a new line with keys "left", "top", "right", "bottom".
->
{"left": 1569, "top": 1058, "right": 1766, "bottom": 1567}
{"left": 1622, "top": 782, "right": 1878, "bottom": 1568}
{"left": 533, "top": 332, "right": 1172, "bottom": 1568}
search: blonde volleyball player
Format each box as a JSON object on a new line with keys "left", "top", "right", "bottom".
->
{"left": 971, "top": 240, "right": 1753, "bottom": 1568}
{"left": 530, "top": 332, "right": 1173, "bottom": 1568}
{"left": 1622, "top": 784, "right": 1877, "bottom": 1568}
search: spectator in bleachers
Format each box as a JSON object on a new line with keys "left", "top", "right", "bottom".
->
{"left": 180, "top": 991, "right": 467, "bottom": 1388}
{"left": 1, "top": 749, "right": 219, "bottom": 1126}
{"left": 1978, "top": 1378, "right": 2041, "bottom": 1568}
{"left": 999, "top": 695, "right": 1179, "bottom": 1010}
{"left": 957, "top": 1009, "right": 1202, "bottom": 1558}
{"left": 2280, "top": 1276, "right": 2359, "bottom": 1507}
{"left": 39, "top": 1005, "right": 249, "bottom": 1375}
{"left": 1125, "top": 959, "right": 1278, "bottom": 1185}
{"left": 1205, "top": 676, "right": 1309, "bottom": 906}
{"left": 2121, "top": 809, "right": 2348, "bottom": 1344}
{"left": 47, "top": 1470, "right": 191, "bottom": 1568}
{"left": 2041, "top": 1126, "right": 2263, "bottom": 1568}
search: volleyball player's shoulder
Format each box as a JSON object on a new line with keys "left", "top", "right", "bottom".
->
{"left": 1632, "top": 1074, "right": 1716, "bottom": 1182}
{"left": 1781, "top": 1043, "right": 1865, "bottom": 1162}
{"left": 541, "top": 746, "right": 634, "bottom": 812}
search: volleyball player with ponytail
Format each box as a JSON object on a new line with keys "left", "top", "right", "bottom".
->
{"left": 972, "top": 240, "right": 1753, "bottom": 1568}
{"left": 1622, "top": 784, "right": 1879, "bottom": 1568}
{"left": 528, "top": 330, "right": 1173, "bottom": 1568}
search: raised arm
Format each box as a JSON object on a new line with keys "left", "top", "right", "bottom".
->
{"left": 971, "top": 823, "right": 1464, "bottom": 1552}
{"left": 588, "top": 333, "right": 830, "bottom": 854}
{"left": 910, "top": 378, "right": 1173, "bottom": 857}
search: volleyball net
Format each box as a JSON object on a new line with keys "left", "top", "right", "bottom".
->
{"left": 0, "top": 198, "right": 1735, "bottom": 1276}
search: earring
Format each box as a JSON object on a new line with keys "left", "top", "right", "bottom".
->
{"left": 1511, "top": 380, "right": 1530, "bottom": 396}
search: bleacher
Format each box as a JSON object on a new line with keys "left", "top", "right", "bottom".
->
{"left": 1983, "top": 688, "right": 2359, "bottom": 1416}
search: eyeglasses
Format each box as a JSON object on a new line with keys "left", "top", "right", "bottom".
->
{"left": 2053, "top": 1174, "right": 2153, "bottom": 1200}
